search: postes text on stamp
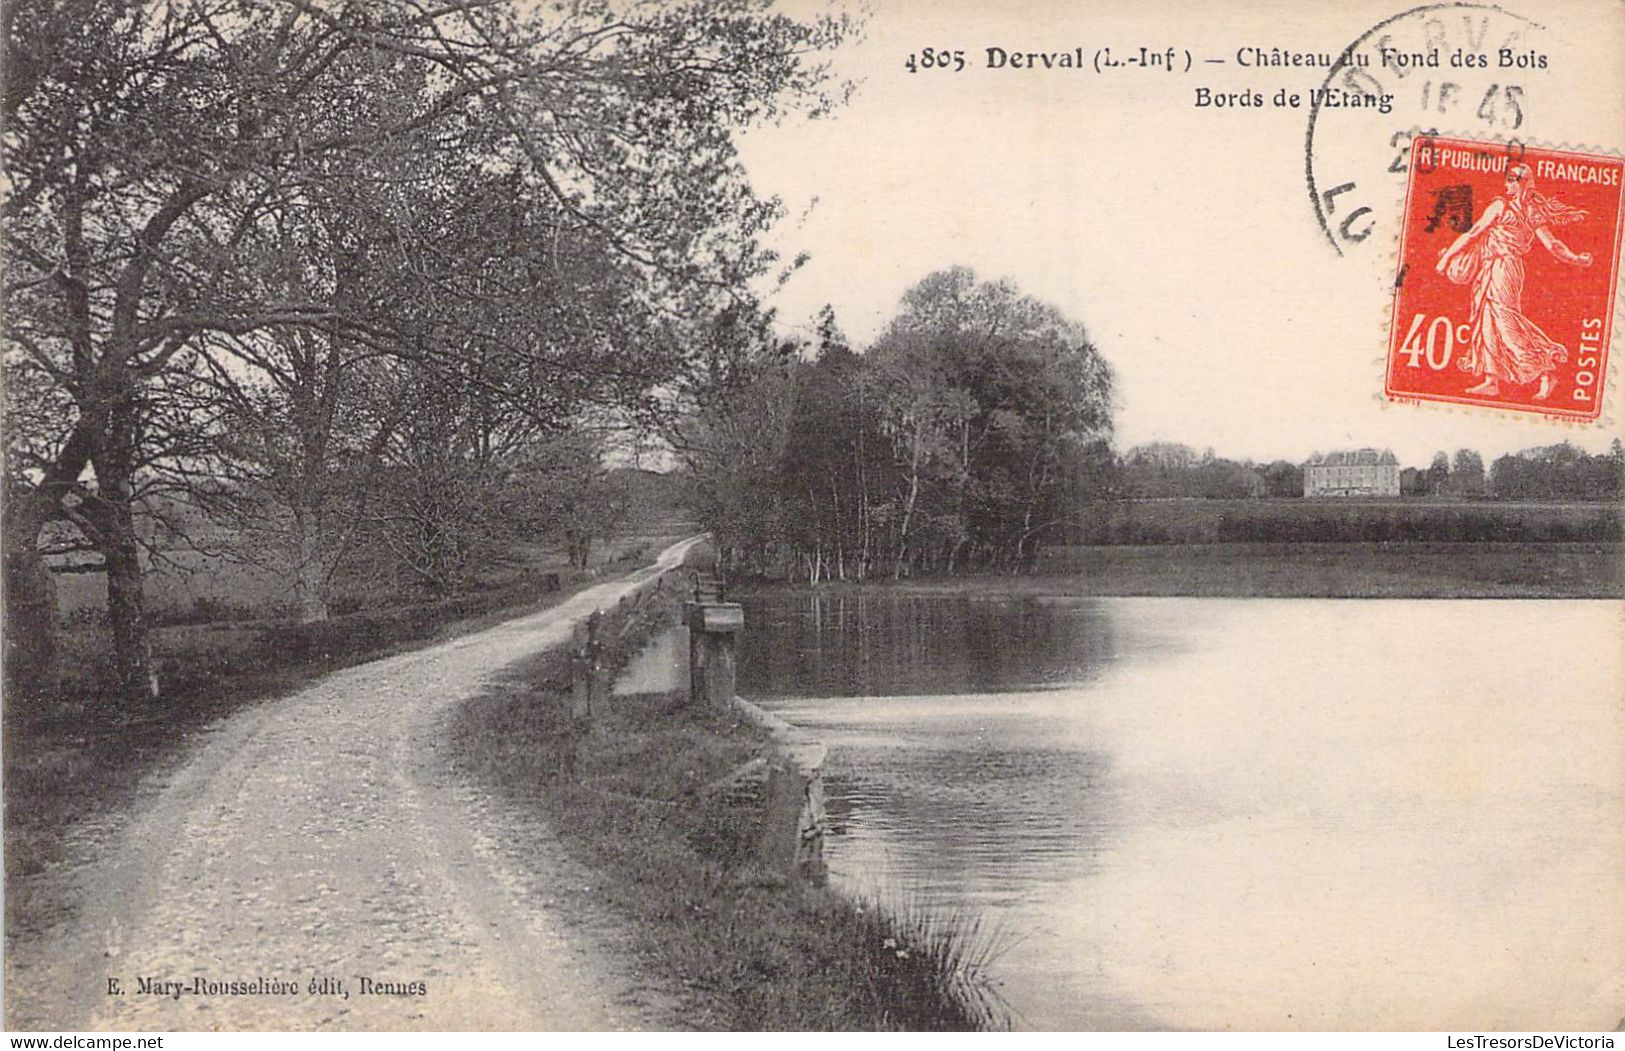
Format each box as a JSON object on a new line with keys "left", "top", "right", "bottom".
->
{"left": 1385, "top": 135, "right": 1624, "bottom": 418}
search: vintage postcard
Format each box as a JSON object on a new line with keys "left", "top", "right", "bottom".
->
{"left": 3, "top": 0, "right": 1622, "bottom": 1038}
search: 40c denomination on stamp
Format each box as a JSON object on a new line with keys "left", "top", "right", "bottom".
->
{"left": 1386, "top": 135, "right": 1624, "bottom": 419}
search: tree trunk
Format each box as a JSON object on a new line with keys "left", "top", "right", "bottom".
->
{"left": 92, "top": 404, "right": 159, "bottom": 700}
{"left": 103, "top": 520, "right": 157, "bottom": 699}
{"left": 895, "top": 427, "right": 923, "bottom": 580}
{"left": 292, "top": 511, "right": 330, "bottom": 623}
{"left": 568, "top": 532, "right": 591, "bottom": 570}
{"left": 2, "top": 497, "right": 58, "bottom": 695}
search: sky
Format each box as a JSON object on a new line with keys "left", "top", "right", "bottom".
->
{"left": 733, "top": 0, "right": 1625, "bottom": 469}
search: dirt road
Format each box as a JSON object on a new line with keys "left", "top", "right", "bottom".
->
{"left": 4, "top": 536, "right": 705, "bottom": 1031}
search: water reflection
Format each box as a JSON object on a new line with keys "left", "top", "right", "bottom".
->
{"left": 738, "top": 592, "right": 1625, "bottom": 1031}
{"left": 737, "top": 589, "right": 1130, "bottom": 698}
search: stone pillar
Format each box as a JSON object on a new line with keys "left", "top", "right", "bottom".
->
{"left": 760, "top": 756, "right": 806, "bottom": 875}
{"left": 759, "top": 745, "right": 828, "bottom": 884}
{"left": 687, "top": 602, "right": 743, "bottom": 710}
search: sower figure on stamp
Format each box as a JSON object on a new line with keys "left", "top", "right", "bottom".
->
{"left": 1435, "top": 163, "right": 1593, "bottom": 400}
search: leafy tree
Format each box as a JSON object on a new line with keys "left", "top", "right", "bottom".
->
{"left": 1126, "top": 442, "right": 1200, "bottom": 471}
{"left": 207, "top": 151, "right": 668, "bottom": 617}
{"left": 776, "top": 308, "right": 891, "bottom": 581}
{"left": 867, "top": 268, "right": 1113, "bottom": 573}
{"left": 1425, "top": 451, "right": 1451, "bottom": 496}
{"left": 1449, "top": 449, "right": 1486, "bottom": 497}
{"left": 688, "top": 268, "right": 1115, "bottom": 578}
{"left": 507, "top": 429, "right": 634, "bottom": 572}
{"left": 1487, "top": 455, "right": 1522, "bottom": 500}
{"left": 667, "top": 304, "right": 802, "bottom": 570}
{"left": 1124, "top": 444, "right": 1266, "bottom": 498}
{"left": 1261, "top": 460, "right": 1304, "bottom": 498}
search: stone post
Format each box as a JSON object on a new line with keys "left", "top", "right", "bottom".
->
{"left": 687, "top": 602, "right": 743, "bottom": 710}
{"left": 759, "top": 756, "right": 804, "bottom": 875}
{"left": 759, "top": 747, "right": 827, "bottom": 884}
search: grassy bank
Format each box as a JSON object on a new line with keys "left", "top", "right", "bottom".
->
{"left": 2, "top": 536, "right": 678, "bottom": 946}
{"left": 1065, "top": 497, "right": 1622, "bottom": 546}
{"left": 744, "top": 542, "right": 1619, "bottom": 599}
{"left": 444, "top": 574, "right": 1006, "bottom": 1030}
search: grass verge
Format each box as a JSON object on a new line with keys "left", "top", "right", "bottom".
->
{"left": 444, "top": 573, "right": 1007, "bottom": 1030}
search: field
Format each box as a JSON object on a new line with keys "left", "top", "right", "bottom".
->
{"left": 51, "top": 468, "right": 694, "bottom": 623}
{"left": 1064, "top": 498, "right": 1622, "bottom": 546}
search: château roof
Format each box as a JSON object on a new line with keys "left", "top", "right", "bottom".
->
{"left": 1304, "top": 448, "right": 1398, "bottom": 466}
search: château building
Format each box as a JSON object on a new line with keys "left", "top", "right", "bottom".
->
{"left": 1302, "top": 448, "right": 1400, "bottom": 497}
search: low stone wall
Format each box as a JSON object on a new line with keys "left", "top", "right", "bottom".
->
{"left": 574, "top": 562, "right": 828, "bottom": 885}
{"left": 568, "top": 566, "right": 689, "bottom": 718}
{"left": 732, "top": 697, "right": 828, "bottom": 885}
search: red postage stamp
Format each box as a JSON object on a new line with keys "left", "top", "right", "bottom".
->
{"left": 1386, "top": 136, "right": 1625, "bottom": 419}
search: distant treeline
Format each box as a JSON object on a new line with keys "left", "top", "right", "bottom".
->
{"left": 678, "top": 272, "right": 1621, "bottom": 582}
{"left": 1481, "top": 443, "right": 1624, "bottom": 501}
{"left": 1115, "top": 441, "right": 1624, "bottom": 501}
{"left": 682, "top": 295, "right": 1621, "bottom": 579}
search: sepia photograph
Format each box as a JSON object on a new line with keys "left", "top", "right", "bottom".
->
{"left": 3, "top": 0, "right": 1623, "bottom": 1036}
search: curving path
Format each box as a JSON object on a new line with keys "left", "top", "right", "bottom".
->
{"left": 5, "top": 535, "right": 705, "bottom": 1031}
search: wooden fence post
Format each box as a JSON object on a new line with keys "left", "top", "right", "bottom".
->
{"left": 587, "top": 609, "right": 608, "bottom": 719}
{"left": 571, "top": 610, "right": 606, "bottom": 724}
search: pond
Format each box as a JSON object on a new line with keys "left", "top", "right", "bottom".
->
{"left": 733, "top": 590, "right": 1624, "bottom": 1031}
